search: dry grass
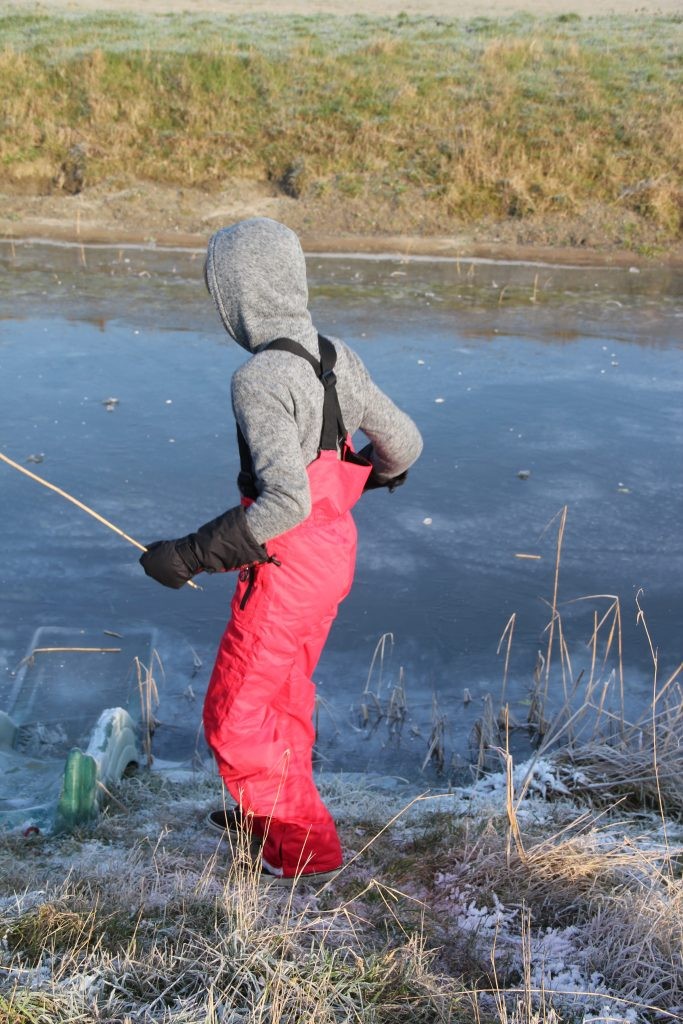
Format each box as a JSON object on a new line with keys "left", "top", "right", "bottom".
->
{"left": 0, "top": 793, "right": 464, "bottom": 1022}
{"left": 2, "top": 725, "right": 683, "bottom": 1022}
{"left": 0, "top": 11, "right": 681, "bottom": 248}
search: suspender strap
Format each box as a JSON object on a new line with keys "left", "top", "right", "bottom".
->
{"left": 236, "top": 422, "right": 259, "bottom": 499}
{"left": 266, "top": 336, "right": 321, "bottom": 374}
{"left": 235, "top": 334, "right": 348, "bottom": 495}
{"left": 263, "top": 335, "right": 347, "bottom": 451}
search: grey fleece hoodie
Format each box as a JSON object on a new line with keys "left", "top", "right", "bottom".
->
{"left": 205, "top": 218, "right": 423, "bottom": 544}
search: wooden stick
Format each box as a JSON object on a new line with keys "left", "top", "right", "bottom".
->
{"left": 27, "top": 647, "right": 121, "bottom": 655}
{"left": 14, "top": 646, "right": 122, "bottom": 673}
{"left": 0, "top": 450, "right": 201, "bottom": 590}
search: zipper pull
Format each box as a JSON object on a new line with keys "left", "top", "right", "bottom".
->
{"left": 239, "top": 565, "right": 256, "bottom": 610}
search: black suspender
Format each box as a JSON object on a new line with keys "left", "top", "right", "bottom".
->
{"left": 236, "top": 418, "right": 259, "bottom": 500}
{"left": 236, "top": 334, "right": 349, "bottom": 496}
{"left": 265, "top": 335, "right": 347, "bottom": 451}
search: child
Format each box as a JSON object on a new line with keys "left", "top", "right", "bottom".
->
{"left": 141, "top": 218, "right": 422, "bottom": 882}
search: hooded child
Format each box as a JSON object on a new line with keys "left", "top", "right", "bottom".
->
{"left": 141, "top": 218, "right": 422, "bottom": 882}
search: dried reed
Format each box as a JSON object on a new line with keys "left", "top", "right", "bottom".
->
{"left": 134, "top": 651, "right": 162, "bottom": 769}
{"left": 12, "top": 646, "right": 121, "bottom": 675}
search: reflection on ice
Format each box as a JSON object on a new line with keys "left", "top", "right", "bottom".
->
{"left": 0, "top": 242, "right": 681, "bottom": 790}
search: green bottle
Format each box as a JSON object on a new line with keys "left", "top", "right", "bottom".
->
{"left": 54, "top": 748, "right": 98, "bottom": 832}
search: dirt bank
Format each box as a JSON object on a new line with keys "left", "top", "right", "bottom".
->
{"left": 3, "top": 8, "right": 681, "bottom": 262}
{"left": 2, "top": 181, "right": 681, "bottom": 267}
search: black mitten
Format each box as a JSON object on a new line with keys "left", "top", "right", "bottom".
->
{"left": 358, "top": 444, "right": 409, "bottom": 493}
{"left": 139, "top": 537, "right": 201, "bottom": 589}
{"left": 190, "top": 506, "right": 269, "bottom": 572}
{"left": 140, "top": 506, "right": 270, "bottom": 590}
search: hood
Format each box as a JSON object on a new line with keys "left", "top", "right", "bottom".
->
{"left": 205, "top": 218, "right": 318, "bottom": 355}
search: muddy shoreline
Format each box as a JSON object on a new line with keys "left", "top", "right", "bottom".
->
{"left": 3, "top": 190, "right": 682, "bottom": 268}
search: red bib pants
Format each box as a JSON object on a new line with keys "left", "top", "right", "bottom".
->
{"left": 203, "top": 446, "right": 370, "bottom": 876}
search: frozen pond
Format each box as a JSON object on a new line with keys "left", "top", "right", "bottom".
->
{"left": 1, "top": 242, "right": 682, "bottom": 781}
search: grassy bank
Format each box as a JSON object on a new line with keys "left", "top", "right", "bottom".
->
{"left": 1, "top": 750, "right": 682, "bottom": 1023}
{"left": 1, "top": 10, "right": 682, "bottom": 250}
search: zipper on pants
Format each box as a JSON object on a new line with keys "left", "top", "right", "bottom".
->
{"left": 238, "top": 556, "right": 280, "bottom": 612}
{"left": 239, "top": 565, "right": 256, "bottom": 610}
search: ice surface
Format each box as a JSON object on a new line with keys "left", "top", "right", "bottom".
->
{"left": 1, "top": 244, "right": 682, "bottom": 779}
{"left": 0, "top": 626, "right": 147, "bottom": 831}
{"left": 7, "top": 626, "right": 155, "bottom": 751}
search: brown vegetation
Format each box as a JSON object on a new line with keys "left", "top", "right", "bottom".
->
{"left": 1, "top": 11, "right": 681, "bottom": 252}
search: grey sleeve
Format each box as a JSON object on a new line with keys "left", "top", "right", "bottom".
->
{"left": 350, "top": 349, "right": 424, "bottom": 481}
{"left": 231, "top": 369, "right": 312, "bottom": 545}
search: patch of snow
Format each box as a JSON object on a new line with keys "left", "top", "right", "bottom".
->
{"left": 0, "top": 889, "right": 48, "bottom": 917}
{"left": 2, "top": 964, "right": 52, "bottom": 990}
{"left": 56, "top": 971, "right": 104, "bottom": 999}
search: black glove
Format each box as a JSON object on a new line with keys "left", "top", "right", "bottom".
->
{"left": 139, "top": 538, "right": 200, "bottom": 589}
{"left": 140, "top": 506, "right": 270, "bottom": 589}
{"left": 358, "top": 444, "right": 409, "bottom": 494}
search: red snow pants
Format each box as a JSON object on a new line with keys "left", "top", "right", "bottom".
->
{"left": 203, "top": 447, "right": 370, "bottom": 876}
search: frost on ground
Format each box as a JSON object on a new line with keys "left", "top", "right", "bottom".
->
{"left": 1, "top": 756, "right": 682, "bottom": 1023}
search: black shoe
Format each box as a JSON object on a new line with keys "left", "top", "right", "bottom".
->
{"left": 207, "top": 807, "right": 264, "bottom": 860}
{"left": 207, "top": 807, "right": 244, "bottom": 835}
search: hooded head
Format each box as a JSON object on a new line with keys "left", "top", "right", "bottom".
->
{"left": 204, "top": 218, "right": 318, "bottom": 355}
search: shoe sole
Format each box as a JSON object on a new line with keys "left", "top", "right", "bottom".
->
{"left": 259, "top": 868, "right": 341, "bottom": 888}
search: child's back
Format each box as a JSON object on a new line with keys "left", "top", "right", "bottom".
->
{"left": 142, "top": 218, "right": 423, "bottom": 882}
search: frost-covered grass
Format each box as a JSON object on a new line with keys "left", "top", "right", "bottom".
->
{"left": 0, "top": 9, "right": 681, "bottom": 248}
{"left": 1, "top": 750, "right": 682, "bottom": 1023}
